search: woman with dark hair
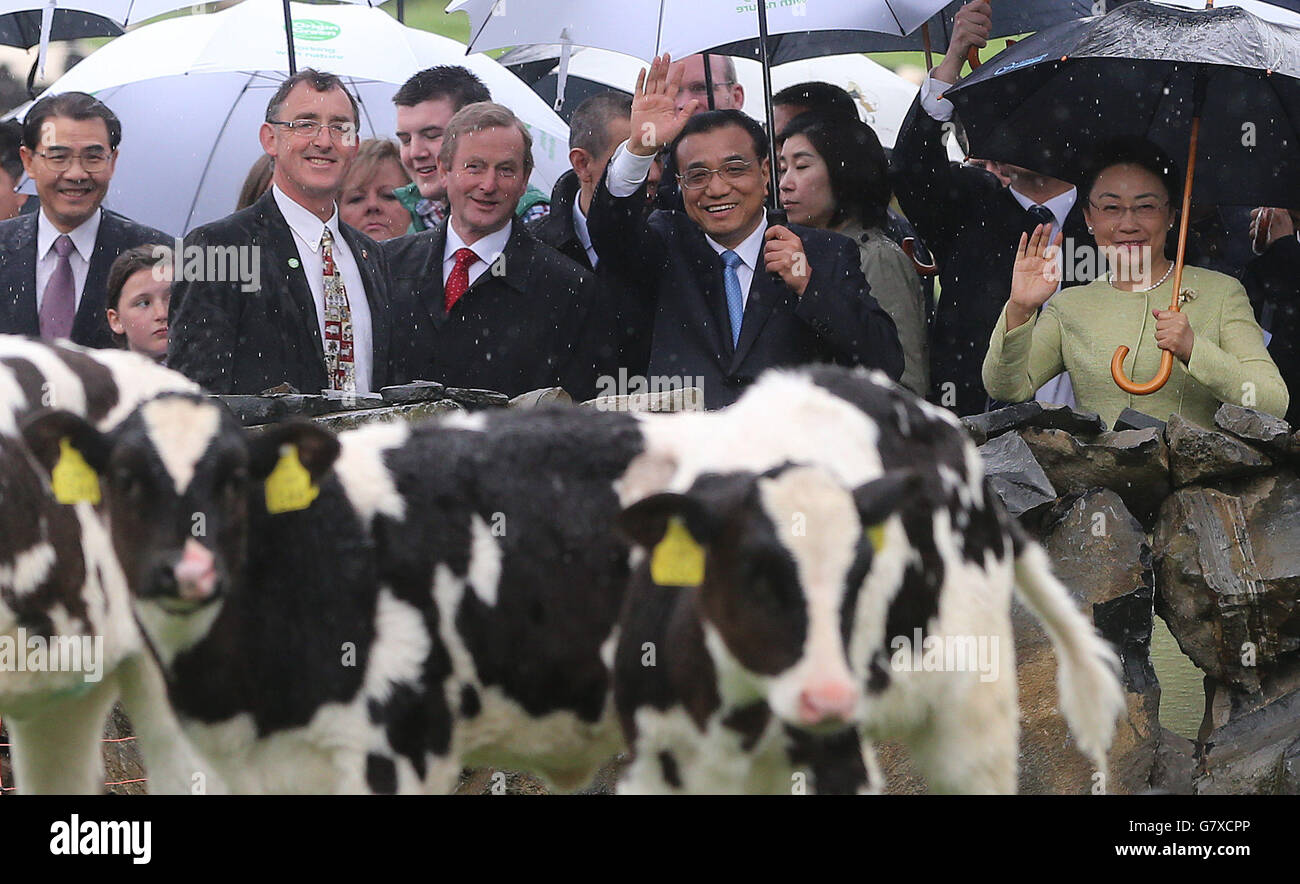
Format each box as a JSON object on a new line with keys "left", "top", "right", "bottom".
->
{"left": 105, "top": 245, "right": 170, "bottom": 361}
{"left": 778, "top": 112, "right": 929, "bottom": 396}
{"left": 985, "top": 137, "right": 1287, "bottom": 428}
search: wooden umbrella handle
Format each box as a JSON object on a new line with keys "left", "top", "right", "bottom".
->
{"left": 1112, "top": 111, "right": 1201, "bottom": 395}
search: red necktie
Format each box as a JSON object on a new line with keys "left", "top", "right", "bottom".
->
{"left": 445, "top": 247, "right": 478, "bottom": 313}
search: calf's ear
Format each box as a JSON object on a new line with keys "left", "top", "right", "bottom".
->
{"left": 247, "top": 420, "right": 341, "bottom": 482}
{"left": 853, "top": 470, "right": 921, "bottom": 528}
{"left": 21, "top": 410, "right": 111, "bottom": 477}
{"left": 618, "top": 492, "right": 709, "bottom": 551}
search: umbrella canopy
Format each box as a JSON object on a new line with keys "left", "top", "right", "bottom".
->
{"left": 446, "top": 0, "right": 950, "bottom": 59}
{"left": 706, "top": 0, "right": 1096, "bottom": 63}
{"left": 945, "top": 1, "right": 1300, "bottom": 207}
{"left": 0, "top": 8, "right": 119, "bottom": 49}
{"left": 10, "top": 0, "right": 571, "bottom": 235}
{"left": 504, "top": 45, "right": 965, "bottom": 160}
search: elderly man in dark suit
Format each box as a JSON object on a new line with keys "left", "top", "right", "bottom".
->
{"left": 169, "top": 70, "right": 394, "bottom": 395}
{"left": 383, "top": 101, "right": 615, "bottom": 401}
{"left": 891, "top": 0, "right": 1095, "bottom": 416}
{"left": 587, "top": 55, "right": 902, "bottom": 410}
{"left": 0, "top": 93, "right": 169, "bottom": 348}
{"left": 528, "top": 91, "right": 632, "bottom": 271}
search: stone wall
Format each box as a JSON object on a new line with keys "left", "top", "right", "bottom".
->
{"left": 972, "top": 401, "right": 1300, "bottom": 794}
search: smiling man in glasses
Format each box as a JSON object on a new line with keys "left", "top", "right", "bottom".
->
{"left": 169, "top": 69, "right": 396, "bottom": 395}
{"left": 587, "top": 55, "right": 902, "bottom": 409}
{"left": 0, "top": 92, "right": 169, "bottom": 347}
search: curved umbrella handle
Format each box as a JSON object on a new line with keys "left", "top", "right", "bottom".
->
{"left": 1111, "top": 344, "right": 1175, "bottom": 395}
{"left": 967, "top": 46, "right": 983, "bottom": 70}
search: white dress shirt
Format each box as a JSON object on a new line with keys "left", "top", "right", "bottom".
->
{"left": 571, "top": 198, "right": 598, "bottom": 268}
{"left": 35, "top": 207, "right": 100, "bottom": 314}
{"left": 272, "top": 185, "right": 374, "bottom": 393}
{"left": 606, "top": 140, "right": 768, "bottom": 306}
{"left": 442, "top": 220, "right": 513, "bottom": 290}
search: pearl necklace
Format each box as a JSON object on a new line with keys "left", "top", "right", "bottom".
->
{"left": 1108, "top": 261, "right": 1175, "bottom": 293}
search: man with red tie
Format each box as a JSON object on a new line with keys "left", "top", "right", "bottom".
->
{"left": 383, "top": 102, "right": 615, "bottom": 400}
{"left": 168, "top": 70, "right": 395, "bottom": 395}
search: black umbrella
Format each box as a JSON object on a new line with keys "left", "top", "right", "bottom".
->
{"left": 0, "top": 9, "right": 122, "bottom": 97}
{"left": 946, "top": 0, "right": 1300, "bottom": 393}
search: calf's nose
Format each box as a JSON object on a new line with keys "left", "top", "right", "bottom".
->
{"left": 173, "top": 538, "right": 218, "bottom": 602}
{"left": 797, "top": 680, "right": 859, "bottom": 727}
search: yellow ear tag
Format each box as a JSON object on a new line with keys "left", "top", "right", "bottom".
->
{"left": 866, "top": 524, "right": 886, "bottom": 551}
{"left": 51, "top": 437, "right": 100, "bottom": 505}
{"left": 650, "top": 517, "right": 705, "bottom": 588}
{"left": 264, "top": 443, "right": 319, "bottom": 515}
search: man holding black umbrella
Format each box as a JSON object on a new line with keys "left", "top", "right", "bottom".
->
{"left": 892, "top": 0, "right": 1096, "bottom": 416}
{"left": 588, "top": 54, "right": 902, "bottom": 409}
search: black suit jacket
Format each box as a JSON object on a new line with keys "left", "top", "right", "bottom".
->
{"left": 1243, "top": 235, "right": 1300, "bottom": 425}
{"left": 382, "top": 220, "right": 617, "bottom": 402}
{"left": 587, "top": 170, "right": 904, "bottom": 411}
{"left": 892, "top": 94, "right": 1096, "bottom": 416}
{"left": 168, "top": 190, "right": 394, "bottom": 395}
{"left": 527, "top": 170, "right": 592, "bottom": 270}
{"left": 0, "top": 208, "right": 171, "bottom": 349}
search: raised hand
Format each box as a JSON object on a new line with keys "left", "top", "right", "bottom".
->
{"left": 936, "top": 0, "right": 992, "bottom": 82}
{"left": 629, "top": 54, "right": 700, "bottom": 157}
{"left": 1006, "top": 223, "right": 1062, "bottom": 330}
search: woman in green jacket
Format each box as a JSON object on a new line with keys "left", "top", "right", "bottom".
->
{"left": 983, "top": 138, "right": 1287, "bottom": 428}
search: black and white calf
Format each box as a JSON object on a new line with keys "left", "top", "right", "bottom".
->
{"left": 616, "top": 366, "right": 1126, "bottom": 793}
{"left": 0, "top": 335, "right": 210, "bottom": 794}
{"left": 23, "top": 364, "right": 1125, "bottom": 794}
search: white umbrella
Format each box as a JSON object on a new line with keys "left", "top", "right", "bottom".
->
{"left": 447, "top": 0, "right": 951, "bottom": 60}
{"left": 520, "top": 47, "right": 964, "bottom": 161}
{"left": 12, "top": 0, "right": 571, "bottom": 234}
{"left": 447, "top": 0, "right": 949, "bottom": 205}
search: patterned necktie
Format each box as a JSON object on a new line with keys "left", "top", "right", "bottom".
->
{"left": 721, "top": 249, "right": 745, "bottom": 348}
{"left": 445, "top": 247, "right": 478, "bottom": 314}
{"left": 39, "top": 234, "right": 75, "bottom": 340}
{"left": 319, "top": 227, "right": 355, "bottom": 393}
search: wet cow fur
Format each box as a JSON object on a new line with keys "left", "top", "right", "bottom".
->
{"left": 23, "top": 365, "right": 1125, "bottom": 793}
{"left": 0, "top": 335, "right": 211, "bottom": 794}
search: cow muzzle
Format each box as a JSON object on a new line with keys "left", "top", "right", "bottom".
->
{"left": 796, "top": 679, "right": 860, "bottom": 731}
{"left": 147, "top": 538, "right": 221, "bottom": 611}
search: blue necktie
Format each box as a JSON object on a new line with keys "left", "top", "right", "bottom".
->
{"left": 721, "top": 249, "right": 744, "bottom": 347}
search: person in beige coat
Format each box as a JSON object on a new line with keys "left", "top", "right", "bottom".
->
{"left": 984, "top": 138, "right": 1286, "bottom": 429}
{"left": 778, "top": 112, "right": 929, "bottom": 397}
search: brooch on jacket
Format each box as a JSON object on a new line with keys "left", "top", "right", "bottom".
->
{"left": 1177, "top": 288, "right": 1197, "bottom": 307}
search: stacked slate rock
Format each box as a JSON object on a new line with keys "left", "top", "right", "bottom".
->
{"left": 964, "top": 400, "right": 1300, "bottom": 795}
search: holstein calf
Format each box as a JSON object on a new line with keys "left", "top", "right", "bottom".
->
{"left": 24, "top": 364, "right": 1124, "bottom": 793}
{"left": 617, "top": 366, "right": 1126, "bottom": 793}
{"left": 0, "top": 335, "right": 211, "bottom": 793}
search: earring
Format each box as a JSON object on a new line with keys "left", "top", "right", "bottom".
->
{"left": 1087, "top": 226, "right": 1094, "bottom": 234}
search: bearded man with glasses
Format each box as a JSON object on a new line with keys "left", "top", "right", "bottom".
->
{"left": 169, "top": 69, "right": 397, "bottom": 395}
{"left": 587, "top": 55, "right": 902, "bottom": 409}
{"left": 0, "top": 92, "right": 169, "bottom": 347}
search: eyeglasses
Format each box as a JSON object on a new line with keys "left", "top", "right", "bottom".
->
{"left": 269, "top": 119, "right": 358, "bottom": 143}
{"left": 34, "top": 148, "right": 112, "bottom": 173}
{"left": 678, "top": 81, "right": 736, "bottom": 97}
{"left": 1088, "top": 199, "right": 1170, "bottom": 221}
{"left": 457, "top": 160, "right": 520, "bottom": 180}
{"left": 677, "top": 159, "right": 754, "bottom": 190}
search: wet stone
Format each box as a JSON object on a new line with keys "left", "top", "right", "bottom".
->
{"left": 1214, "top": 403, "right": 1293, "bottom": 455}
{"left": 508, "top": 387, "right": 573, "bottom": 408}
{"left": 441, "top": 387, "right": 510, "bottom": 409}
{"left": 962, "top": 401, "right": 1106, "bottom": 443}
{"left": 379, "top": 381, "right": 446, "bottom": 404}
{"left": 977, "top": 432, "right": 1056, "bottom": 521}
{"left": 1113, "top": 407, "right": 1168, "bottom": 434}
{"left": 1018, "top": 426, "right": 1170, "bottom": 523}
{"left": 1166, "top": 412, "right": 1271, "bottom": 487}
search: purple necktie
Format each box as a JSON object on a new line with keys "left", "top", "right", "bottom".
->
{"left": 39, "top": 235, "right": 75, "bottom": 340}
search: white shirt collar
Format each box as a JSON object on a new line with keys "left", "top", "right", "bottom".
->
{"left": 571, "top": 198, "right": 592, "bottom": 251}
{"left": 704, "top": 215, "right": 768, "bottom": 271}
{"left": 37, "top": 206, "right": 101, "bottom": 262}
{"left": 444, "top": 218, "right": 513, "bottom": 266}
{"left": 1009, "top": 186, "right": 1077, "bottom": 231}
{"left": 273, "top": 184, "right": 340, "bottom": 252}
